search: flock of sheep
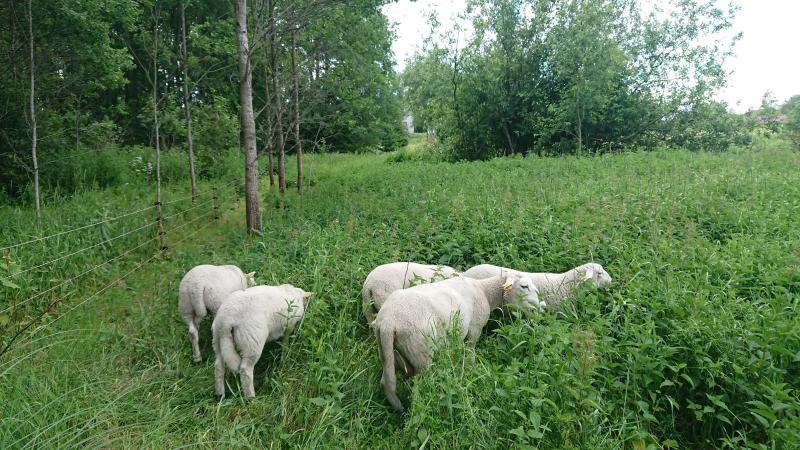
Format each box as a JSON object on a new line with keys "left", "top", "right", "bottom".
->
{"left": 178, "top": 261, "right": 613, "bottom": 412}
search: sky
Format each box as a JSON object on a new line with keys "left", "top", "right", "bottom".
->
{"left": 382, "top": 0, "right": 800, "bottom": 113}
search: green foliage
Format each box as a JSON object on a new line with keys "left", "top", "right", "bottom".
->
{"left": 667, "top": 101, "right": 753, "bottom": 151}
{"left": 0, "top": 0, "right": 408, "bottom": 199}
{"left": 403, "top": 0, "right": 740, "bottom": 159}
{"left": 190, "top": 97, "right": 241, "bottom": 176}
{"left": 784, "top": 95, "right": 800, "bottom": 148}
{"left": 0, "top": 0, "right": 134, "bottom": 197}
{"left": 299, "top": 3, "right": 407, "bottom": 153}
{"left": 2, "top": 143, "right": 800, "bottom": 447}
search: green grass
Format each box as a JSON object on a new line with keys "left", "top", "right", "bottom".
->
{"left": 2, "top": 142, "right": 800, "bottom": 448}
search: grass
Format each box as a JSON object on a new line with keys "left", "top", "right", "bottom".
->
{"left": 1, "top": 141, "right": 800, "bottom": 448}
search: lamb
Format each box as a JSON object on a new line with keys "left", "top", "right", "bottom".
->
{"left": 178, "top": 264, "right": 256, "bottom": 362}
{"left": 361, "top": 262, "right": 459, "bottom": 322}
{"left": 212, "top": 284, "right": 311, "bottom": 399}
{"left": 372, "top": 273, "right": 541, "bottom": 412}
{"left": 462, "top": 262, "right": 612, "bottom": 308}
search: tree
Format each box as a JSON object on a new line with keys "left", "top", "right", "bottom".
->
{"left": 404, "top": 0, "right": 740, "bottom": 159}
{"left": 0, "top": 0, "right": 405, "bottom": 202}
{"left": 180, "top": 0, "right": 198, "bottom": 201}
{"left": 27, "top": 0, "right": 40, "bottom": 221}
{"left": 267, "top": 0, "right": 286, "bottom": 194}
{"left": 784, "top": 95, "right": 800, "bottom": 148}
{"left": 236, "top": 0, "right": 260, "bottom": 232}
{"left": 291, "top": 11, "right": 302, "bottom": 193}
{"left": 0, "top": 0, "right": 132, "bottom": 198}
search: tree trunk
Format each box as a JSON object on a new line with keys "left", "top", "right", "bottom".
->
{"left": 180, "top": 1, "right": 198, "bottom": 202}
{"left": 28, "top": 0, "right": 40, "bottom": 222}
{"left": 576, "top": 104, "right": 582, "bottom": 155}
{"left": 263, "top": 57, "right": 274, "bottom": 189}
{"left": 269, "top": 0, "right": 286, "bottom": 194}
{"left": 153, "top": 8, "right": 165, "bottom": 249}
{"left": 502, "top": 123, "right": 516, "bottom": 156}
{"left": 291, "top": 25, "right": 302, "bottom": 193}
{"left": 236, "top": 0, "right": 261, "bottom": 231}
{"left": 75, "top": 96, "right": 81, "bottom": 151}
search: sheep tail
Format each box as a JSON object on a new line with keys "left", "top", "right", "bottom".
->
{"left": 378, "top": 324, "right": 404, "bottom": 412}
{"left": 213, "top": 321, "right": 241, "bottom": 371}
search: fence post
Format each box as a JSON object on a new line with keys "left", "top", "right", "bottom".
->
{"left": 212, "top": 187, "right": 220, "bottom": 220}
{"left": 155, "top": 200, "right": 165, "bottom": 250}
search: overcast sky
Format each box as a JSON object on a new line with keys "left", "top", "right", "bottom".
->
{"left": 382, "top": 0, "right": 800, "bottom": 113}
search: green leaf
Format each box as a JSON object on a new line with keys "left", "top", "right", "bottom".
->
{"left": 1, "top": 277, "right": 19, "bottom": 289}
{"left": 309, "top": 397, "right": 328, "bottom": 406}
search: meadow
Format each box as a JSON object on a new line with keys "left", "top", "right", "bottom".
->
{"left": 1, "top": 140, "right": 799, "bottom": 449}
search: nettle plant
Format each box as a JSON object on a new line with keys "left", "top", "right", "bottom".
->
{"left": 129, "top": 156, "right": 154, "bottom": 179}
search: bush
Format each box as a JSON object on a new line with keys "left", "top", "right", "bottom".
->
{"left": 191, "top": 97, "right": 240, "bottom": 177}
{"left": 785, "top": 97, "right": 800, "bottom": 149}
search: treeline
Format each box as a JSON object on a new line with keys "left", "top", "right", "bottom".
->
{"left": 0, "top": 0, "right": 406, "bottom": 199}
{"left": 402, "top": 0, "right": 750, "bottom": 160}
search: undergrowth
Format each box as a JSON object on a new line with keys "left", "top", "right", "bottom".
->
{"left": 1, "top": 143, "right": 799, "bottom": 448}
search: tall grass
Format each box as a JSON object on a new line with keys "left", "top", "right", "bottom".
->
{"left": 1, "top": 143, "right": 799, "bottom": 448}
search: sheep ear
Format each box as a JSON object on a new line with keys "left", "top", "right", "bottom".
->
{"left": 246, "top": 272, "right": 255, "bottom": 278}
{"left": 502, "top": 278, "right": 514, "bottom": 292}
{"left": 303, "top": 291, "right": 314, "bottom": 299}
{"left": 583, "top": 269, "right": 595, "bottom": 280}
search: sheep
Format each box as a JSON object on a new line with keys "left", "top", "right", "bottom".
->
{"left": 212, "top": 284, "right": 311, "bottom": 399}
{"left": 361, "top": 262, "right": 459, "bottom": 322}
{"left": 372, "top": 273, "right": 541, "bottom": 412}
{"left": 178, "top": 264, "right": 256, "bottom": 362}
{"left": 462, "top": 262, "right": 612, "bottom": 308}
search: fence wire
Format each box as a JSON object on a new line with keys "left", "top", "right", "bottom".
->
{"left": 0, "top": 196, "right": 220, "bottom": 358}
{"left": 0, "top": 204, "right": 156, "bottom": 252}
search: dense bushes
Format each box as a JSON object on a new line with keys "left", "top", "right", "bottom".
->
{"left": 7, "top": 145, "right": 246, "bottom": 203}
{"left": 403, "top": 0, "right": 742, "bottom": 160}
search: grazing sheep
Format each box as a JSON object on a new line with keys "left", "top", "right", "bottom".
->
{"left": 212, "top": 284, "right": 311, "bottom": 399}
{"left": 462, "top": 262, "right": 612, "bottom": 308}
{"left": 373, "top": 273, "right": 541, "bottom": 412}
{"left": 362, "top": 262, "right": 459, "bottom": 322}
{"left": 178, "top": 264, "right": 256, "bottom": 362}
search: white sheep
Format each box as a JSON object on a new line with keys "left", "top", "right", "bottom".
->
{"left": 178, "top": 264, "right": 256, "bottom": 362}
{"left": 212, "top": 284, "right": 311, "bottom": 399}
{"left": 462, "top": 262, "right": 612, "bottom": 308}
{"left": 372, "top": 273, "right": 541, "bottom": 412}
{"left": 361, "top": 262, "right": 459, "bottom": 322}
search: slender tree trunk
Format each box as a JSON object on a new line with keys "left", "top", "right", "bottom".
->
{"left": 75, "top": 95, "right": 82, "bottom": 151}
{"left": 291, "top": 25, "right": 302, "bottom": 193}
{"left": 576, "top": 104, "right": 582, "bottom": 155}
{"left": 263, "top": 66, "right": 275, "bottom": 189}
{"left": 269, "top": 0, "right": 286, "bottom": 194}
{"left": 153, "top": 8, "right": 165, "bottom": 249}
{"left": 11, "top": 0, "right": 18, "bottom": 80}
{"left": 180, "top": 1, "right": 198, "bottom": 202}
{"left": 502, "top": 123, "right": 515, "bottom": 156}
{"left": 451, "top": 30, "right": 463, "bottom": 133}
{"left": 28, "top": 0, "right": 40, "bottom": 222}
{"left": 236, "top": 0, "right": 261, "bottom": 231}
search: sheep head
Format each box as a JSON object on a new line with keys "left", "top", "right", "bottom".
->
{"left": 581, "top": 263, "right": 612, "bottom": 288}
{"left": 502, "top": 274, "right": 544, "bottom": 312}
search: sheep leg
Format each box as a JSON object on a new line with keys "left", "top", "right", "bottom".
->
{"left": 214, "top": 354, "right": 226, "bottom": 398}
{"left": 465, "top": 327, "right": 482, "bottom": 350}
{"left": 239, "top": 356, "right": 258, "bottom": 400}
{"left": 465, "top": 328, "right": 482, "bottom": 363}
{"left": 187, "top": 318, "right": 201, "bottom": 362}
